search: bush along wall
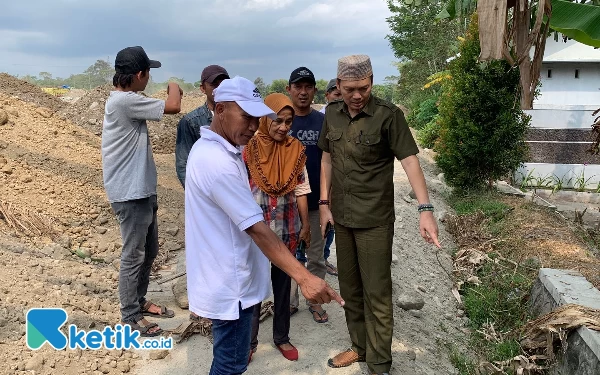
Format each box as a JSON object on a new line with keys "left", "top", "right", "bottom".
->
{"left": 435, "top": 13, "right": 530, "bottom": 190}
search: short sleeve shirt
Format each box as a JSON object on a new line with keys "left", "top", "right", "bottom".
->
{"left": 101, "top": 91, "right": 165, "bottom": 203}
{"left": 185, "top": 127, "right": 270, "bottom": 320}
{"left": 317, "top": 95, "right": 418, "bottom": 228}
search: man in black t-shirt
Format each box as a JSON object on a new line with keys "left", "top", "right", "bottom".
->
{"left": 287, "top": 66, "right": 330, "bottom": 324}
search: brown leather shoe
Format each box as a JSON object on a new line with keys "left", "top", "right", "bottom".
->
{"left": 327, "top": 349, "right": 365, "bottom": 368}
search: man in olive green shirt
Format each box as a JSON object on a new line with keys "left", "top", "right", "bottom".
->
{"left": 318, "top": 55, "right": 441, "bottom": 375}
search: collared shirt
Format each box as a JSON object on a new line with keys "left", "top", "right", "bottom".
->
{"left": 317, "top": 95, "right": 419, "bottom": 228}
{"left": 185, "top": 127, "right": 270, "bottom": 320}
{"left": 175, "top": 103, "right": 213, "bottom": 187}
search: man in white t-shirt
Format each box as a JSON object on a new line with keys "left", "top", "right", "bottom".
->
{"left": 185, "top": 76, "right": 343, "bottom": 375}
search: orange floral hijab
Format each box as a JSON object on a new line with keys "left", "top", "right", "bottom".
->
{"left": 245, "top": 93, "right": 306, "bottom": 197}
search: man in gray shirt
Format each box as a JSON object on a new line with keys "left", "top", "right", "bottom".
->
{"left": 102, "top": 46, "right": 182, "bottom": 336}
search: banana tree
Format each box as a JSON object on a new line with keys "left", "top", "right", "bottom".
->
{"left": 406, "top": 0, "right": 600, "bottom": 108}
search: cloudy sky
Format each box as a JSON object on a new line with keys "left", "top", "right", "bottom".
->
{"left": 0, "top": 0, "right": 399, "bottom": 84}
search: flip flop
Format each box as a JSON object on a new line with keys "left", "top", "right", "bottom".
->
{"left": 308, "top": 306, "right": 328, "bottom": 323}
{"left": 142, "top": 301, "right": 175, "bottom": 319}
{"left": 326, "top": 261, "right": 338, "bottom": 276}
{"left": 122, "top": 320, "right": 163, "bottom": 337}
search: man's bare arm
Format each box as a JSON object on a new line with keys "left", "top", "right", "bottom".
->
{"left": 400, "top": 155, "right": 441, "bottom": 248}
{"left": 164, "top": 82, "right": 182, "bottom": 114}
{"left": 319, "top": 152, "right": 334, "bottom": 238}
{"left": 246, "top": 221, "right": 343, "bottom": 305}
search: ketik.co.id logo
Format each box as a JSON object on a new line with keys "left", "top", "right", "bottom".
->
{"left": 26, "top": 308, "right": 172, "bottom": 350}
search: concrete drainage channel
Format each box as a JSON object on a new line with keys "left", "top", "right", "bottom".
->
{"left": 530, "top": 268, "right": 600, "bottom": 374}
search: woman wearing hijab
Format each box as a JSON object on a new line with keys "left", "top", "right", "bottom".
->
{"left": 244, "top": 93, "right": 311, "bottom": 362}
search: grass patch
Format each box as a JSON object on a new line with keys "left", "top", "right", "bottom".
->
{"left": 446, "top": 343, "right": 477, "bottom": 375}
{"left": 444, "top": 189, "right": 600, "bottom": 374}
{"left": 445, "top": 190, "right": 538, "bottom": 374}
{"left": 447, "top": 190, "right": 510, "bottom": 219}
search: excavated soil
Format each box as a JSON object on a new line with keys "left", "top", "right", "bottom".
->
{"left": 0, "top": 90, "right": 187, "bottom": 375}
{"left": 58, "top": 86, "right": 206, "bottom": 154}
{"left": 0, "top": 74, "right": 64, "bottom": 112}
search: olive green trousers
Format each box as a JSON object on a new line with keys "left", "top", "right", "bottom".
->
{"left": 335, "top": 222, "right": 395, "bottom": 374}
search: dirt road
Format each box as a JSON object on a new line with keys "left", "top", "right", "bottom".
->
{"left": 135, "top": 155, "right": 467, "bottom": 375}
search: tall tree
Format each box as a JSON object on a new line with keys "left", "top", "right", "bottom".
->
{"left": 84, "top": 60, "right": 114, "bottom": 88}
{"left": 386, "top": 0, "right": 464, "bottom": 107}
{"left": 268, "top": 79, "right": 289, "bottom": 96}
{"left": 406, "top": 0, "right": 600, "bottom": 108}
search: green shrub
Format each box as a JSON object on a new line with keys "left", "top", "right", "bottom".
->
{"left": 435, "top": 14, "right": 530, "bottom": 189}
{"left": 417, "top": 115, "right": 441, "bottom": 149}
{"left": 407, "top": 92, "right": 439, "bottom": 130}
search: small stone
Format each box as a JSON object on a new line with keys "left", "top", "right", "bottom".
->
{"left": 0, "top": 156, "right": 6, "bottom": 165}
{"left": 117, "top": 361, "right": 130, "bottom": 373}
{"left": 391, "top": 254, "right": 399, "bottom": 265}
{"left": 402, "top": 195, "right": 413, "bottom": 204}
{"left": 417, "top": 285, "right": 427, "bottom": 293}
{"left": 437, "top": 173, "right": 445, "bottom": 183}
{"left": 408, "top": 189, "right": 417, "bottom": 200}
{"left": 112, "top": 258, "right": 120, "bottom": 271}
{"left": 88, "top": 118, "right": 97, "bottom": 125}
{"left": 109, "top": 360, "right": 117, "bottom": 368}
{"left": 165, "top": 226, "right": 179, "bottom": 236}
{"left": 409, "top": 309, "right": 423, "bottom": 318}
{"left": 99, "top": 217, "right": 109, "bottom": 225}
{"left": 2, "top": 165, "right": 12, "bottom": 174}
{"left": 397, "top": 292, "right": 425, "bottom": 311}
{"left": 20, "top": 175, "right": 32, "bottom": 183}
{"left": 0, "top": 110, "right": 7, "bottom": 125}
{"left": 407, "top": 349, "right": 417, "bottom": 361}
{"left": 99, "top": 364, "right": 111, "bottom": 374}
{"left": 164, "top": 241, "right": 181, "bottom": 251}
{"left": 149, "top": 349, "right": 169, "bottom": 360}
{"left": 95, "top": 226, "right": 107, "bottom": 234}
{"left": 444, "top": 313, "right": 453, "bottom": 320}
{"left": 25, "top": 355, "right": 44, "bottom": 372}
{"left": 35, "top": 107, "right": 52, "bottom": 118}
{"left": 89, "top": 102, "right": 99, "bottom": 110}
{"left": 436, "top": 210, "right": 449, "bottom": 222}
{"left": 77, "top": 247, "right": 92, "bottom": 258}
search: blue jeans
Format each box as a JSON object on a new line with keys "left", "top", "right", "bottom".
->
{"left": 324, "top": 228, "right": 335, "bottom": 261}
{"left": 209, "top": 303, "right": 255, "bottom": 375}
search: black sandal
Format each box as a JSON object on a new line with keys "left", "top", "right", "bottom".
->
{"left": 122, "top": 319, "right": 163, "bottom": 337}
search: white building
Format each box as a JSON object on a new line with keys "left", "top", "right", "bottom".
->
{"left": 516, "top": 38, "right": 600, "bottom": 190}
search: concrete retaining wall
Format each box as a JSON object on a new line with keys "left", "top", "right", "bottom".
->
{"left": 530, "top": 268, "right": 600, "bottom": 375}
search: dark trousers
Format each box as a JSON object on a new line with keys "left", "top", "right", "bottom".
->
{"left": 335, "top": 222, "right": 394, "bottom": 374}
{"left": 210, "top": 303, "right": 254, "bottom": 375}
{"left": 250, "top": 263, "right": 292, "bottom": 350}
{"left": 111, "top": 195, "right": 159, "bottom": 323}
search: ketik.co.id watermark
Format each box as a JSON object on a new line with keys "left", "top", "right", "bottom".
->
{"left": 26, "top": 308, "right": 173, "bottom": 350}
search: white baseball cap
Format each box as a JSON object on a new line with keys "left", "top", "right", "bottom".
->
{"left": 214, "top": 76, "right": 277, "bottom": 120}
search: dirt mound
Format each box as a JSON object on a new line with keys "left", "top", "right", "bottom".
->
{"left": 59, "top": 86, "right": 206, "bottom": 154}
{"left": 0, "top": 73, "right": 64, "bottom": 112}
{"left": 147, "top": 91, "right": 206, "bottom": 154}
{"left": 59, "top": 84, "right": 111, "bottom": 136}
{"left": 0, "top": 92, "right": 185, "bottom": 374}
